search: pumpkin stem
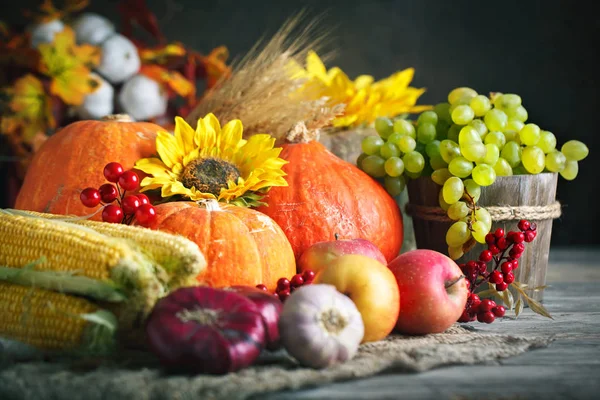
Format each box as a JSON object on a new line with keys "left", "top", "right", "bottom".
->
{"left": 334, "top": 233, "right": 340, "bottom": 240}
{"left": 284, "top": 121, "right": 320, "bottom": 143}
{"left": 197, "top": 198, "right": 223, "bottom": 212}
{"left": 101, "top": 114, "right": 134, "bottom": 122}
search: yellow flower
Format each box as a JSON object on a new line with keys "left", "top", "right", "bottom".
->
{"left": 38, "top": 27, "right": 101, "bottom": 105}
{"left": 135, "top": 113, "right": 289, "bottom": 207}
{"left": 290, "top": 51, "right": 432, "bottom": 128}
{"left": 1, "top": 74, "right": 55, "bottom": 142}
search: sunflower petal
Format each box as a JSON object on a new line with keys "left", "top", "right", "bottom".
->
{"left": 173, "top": 116, "right": 196, "bottom": 155}
{"left": 134, "top": 157, "right": 173, "bottom": 178}
{"left": 156, "top": 131, "right": 183, "bottom": 168}
{"left": 219, "top": 119, "right": 243, "bottom": 158}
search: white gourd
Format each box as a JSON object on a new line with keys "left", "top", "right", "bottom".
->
{"left": 72, "top": 13, "right": 115, "bottom": 45}
{"left": 76, "top": 73, "right": 114, "bottom": 120}
{"left": 118, "top": 74, "right": 168, "bottom": 121}
{"left": 95, "top": 34, "right": 141, "bottom": 84}
{"left": 29, "top": 19, "right": 65, "bottom": 48}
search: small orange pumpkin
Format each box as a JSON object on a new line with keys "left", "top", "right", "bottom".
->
{"left": 15, "top": 115, "right": 160, "bottom": 219}
{"left": 135, "top": 201, "right": 296, "bottom": 292}
{"left": 256, "top": 125, "right": 403, "bottom": 263}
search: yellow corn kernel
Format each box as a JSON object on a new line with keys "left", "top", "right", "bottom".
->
{"left": 10, "top": 210, "right": 206, "bottom": 288}
{"left": 0, "top": 282, "right": 115, "bottom": 352}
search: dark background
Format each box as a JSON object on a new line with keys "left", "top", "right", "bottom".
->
{"left": 1, "top": 0, "right": 598, "bottom": 247}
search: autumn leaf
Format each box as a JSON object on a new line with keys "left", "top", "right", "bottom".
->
{"left": 514, "top": 297, "right": 524, "bottom": 318}
{"left": 528, "top": 298, "right": 554, "bottom": 319}
{"left": 140, "top": 43, "right": 186, "bottom": 64}
{"left": 140, "top": 65, "right": 195, "bottom": 98}
{"left": 49, "top": 66, "right": 100, "bottom": 105}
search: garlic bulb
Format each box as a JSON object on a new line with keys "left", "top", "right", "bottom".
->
{"left": 72, "top": 12, "right": 115, "bottom": 45}
{"left": 95, "top": 34, "right": 141, "bottom": 84}
{"left": 29, "top": 19, "right": 65, "bottom": 48}
{"left": 76, "top": 73, "right": 114, "bottom": 120}
{"left": 278, "top": 284, "right": 364, "bottom": 369}
{"left": 118, "top": 74, "right": 168, "bottom": 121}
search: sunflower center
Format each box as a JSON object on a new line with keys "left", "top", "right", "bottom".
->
{"left": 181, "top": 157, "right": 241, "bottom": 196}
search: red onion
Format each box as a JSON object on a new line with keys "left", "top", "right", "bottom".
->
{"left": 145, "top": 286, "right": 266, "bottom": 374}
{"left": 227, "top": 285, "right": 284, "bottom": 351}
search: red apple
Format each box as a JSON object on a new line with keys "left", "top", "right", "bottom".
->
{"left": 298, "top": 235, "right": 387, "bottom": 275}
{"left": 388, "top": 249, "right": 468, "bottom": 335}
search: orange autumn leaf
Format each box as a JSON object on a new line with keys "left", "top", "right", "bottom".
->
{"left": 140, "top": 42, "right": 186, "bottom": 64}
{"left": 199, "top": 46, "right": 231, "bottom": 88}
{"left": 140, "top": 65, "right": 195, "bottom": 98}
{"left": 26, "top": 0, "right": 89, "bottom": 23}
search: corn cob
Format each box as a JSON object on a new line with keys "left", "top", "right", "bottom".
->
{"left": 0, "top": 282, "right": 117, "bottom": 353}
{"left": 6, "top": 209, "right": 206, "bottom": 288}
{"left": 0, "top": 211, "right": 167, "bottom": 331}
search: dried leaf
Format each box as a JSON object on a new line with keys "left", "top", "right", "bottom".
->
{"left": 140, "top": 65, "right": 195, "bottom": 98}
{"left": 140, "top": 43, "right": 186, "bottom": 63}
{"left": 533, "top": 285, "right": 549, "bottom": 292}
{"left": 501, "top": 288, "right": 514, "bottom": 310}
{"left": 476, "top": 289, "right": 497, "bottom": 299}
{"left": 526, "top": 298, "right": 553, "bottom": 319}
{"left": 514, "top": 297, "right": 524, "bottom": 318}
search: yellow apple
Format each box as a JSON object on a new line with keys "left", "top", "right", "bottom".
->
{"left": 314, "top": 254, "right": 400, "bottom": 343}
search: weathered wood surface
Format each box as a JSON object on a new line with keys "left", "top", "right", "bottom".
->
{"left": 407, "top": 173, "right": 559, "bottom": 301}
{"left": 257, "top": 247, "right": 600, "bottom": 400}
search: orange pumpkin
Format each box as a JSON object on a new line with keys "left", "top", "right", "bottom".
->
{"left": 256, "top": 129, "right": 403, "bottom": 263}
{"left": 15, "top": 115, "right": 160, "bottom": 219}
{"left": 135, "top": 201, "right": 296, "bottom": 292}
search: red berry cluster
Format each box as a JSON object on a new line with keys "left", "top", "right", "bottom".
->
{"left": 458, "top": 219, "right": 537, "bottom": 324}
{"left": 79, "top": 162, "right": 156, "bottom": 226}
{"left": 255, "top": 270, "right": 316, "bottom": 302}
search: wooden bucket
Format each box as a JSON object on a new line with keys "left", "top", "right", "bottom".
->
{"left": 406, "top": 173, "right": 561, "bottom": 302}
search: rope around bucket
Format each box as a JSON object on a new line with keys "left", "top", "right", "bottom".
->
{"left": 405, "top": 201, "right": 563, "bottom": 223}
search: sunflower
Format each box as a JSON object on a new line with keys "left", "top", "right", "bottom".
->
{"left": 134, "top": 113, "right": 288, "bottom": 207}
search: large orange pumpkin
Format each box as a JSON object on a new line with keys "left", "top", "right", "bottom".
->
{"left": 15, "top": 115, "right": 160, "bottom": 219}
{"left": 256, "top": 128, "right": 403, "bottom": 263}
{"left": 135, "top": 201, "right": 296, "bottom": 292}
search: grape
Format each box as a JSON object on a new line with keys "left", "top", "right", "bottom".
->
{"left": 362, "top": 136, "right": 385, "bottom": 155}
{"left": 469, "top": 119, "right": 488, "bottom": 139}
{"left": 470, "top": 95, "right": 492, "bottom": 117}
{"left": 393, "top": 119, "right": 416, "bottom": 138}
{"left": 397, "top": 135, "right": 417, "bottom": 153}
{"left": 403, "top": 151, "right": 425, "bottom": 173}
{"left": 495, "top": 94, "right": 522, "bottom": 109}
{"left": 434, "top": 102, "right": 452, "bottom": 123}
{"left": 384, "top": 156, "right": 405, "bottom": 177}
{"left": 380, "top": 142, "right": 400, "bottom": 159}
{"left": 503, "top": 130, "right": 519, "bottom": 143}
{"left": 519, "top": 123, "right": 541, "bottom": 146}
{"left": 361, "top": 155, "right": 386, "bottom": 177}
{"left": 447, "top": 201, "right": 470, "bottom": 220}
{"left": 521, "top": 146, "right": 545, "bottom": 174}
{"left": 490, "top": 92, "right": 504, "bottom": 105}
{"left": 475, "top": 207, "right": 492, "bottom": 229}
{"left": 436, "top": 120, "right": 451, "bottom": 140}
{"left": 384, "top": 175, "right": 406, "bottom": 197}
{"left": 439, "top": 190, "right": 451, "bottom": 211}
{"left": 472, "top": 164, "right": 496, "bottom": 186}
{"left": 448, "top": 87, "right": 478, "bottom": 105}
{"left": 405, "top": 170, "right": 423, "bottom": 179}
{"left": 484, "top": 109, "right": 508, "bottom": 132}
{"left": 561, "top": 140, "right": 589, "bottom": 161}
{"left": 418, "top": 111, "right": 439, "bottom": 126}
{"left": 432, "top": 168, "right": 453, "bottom": 185}
{"left": 506, "top": 119, "right": 524, "bottom": 133}
{"left": 417, "top": 122, "right": 437, "bottom": 144}
{"left": 375, "top": 117, "right": 394, "bottom": 138}
{"left": 462, "top": 179, "right": 481, "bottom": 202}
{"left": 545, "top": 150, "right": 566, "bottom": 172}
{"left": 501, "top": 141, "right": 522, "bottom": 167}
{"left": 461, "top": 142, "right": 487, "bottom": 162}
{"left": 448, "top": 156, "right": 474, "bottom": 178}
{"left": 458, "top": 126, "right": 482, "bottom": 146}
{"left": 504, "top": 105, "right": 528, "bottom": 122}
{"left": 446, "top": 221, "right": 471, "bottom": 247}
{"left": 447, "top": 124, "right": 461, "bottom": 142}
{"left": 425, "top": 140, "right": 441, "bottom": 158}
{"left": 484, "top": 131, "right": 506, "bottom": 149}
{"left": 537, "top": 131, "right": 557, "bottom": 153}
{"left": 386, "top": 133, "right": 403, "bottom": 147}
{"left": 440, "top": 140, "right": 461, "bottom": 163}
{"left": 356, "top": 153, "right": 368, "bottom": 168}
{"left": 493, "top": 157, "right": 513, "bottom": 176}
{"left": 560, "top": 160, "right": 579, "bottom": 180}
{"left": 443, "top": 177, "right": 465, "bottom": 204}
{"left": 471, "top": 220, "right": 490, "bottom": 244}
{"left": 451, "top": 105, "right": 475, "bottom": 125}
{"left": 480, "top": 143, "right": 500, "bottom": 166}
{"left": 430, "top": 154, "right": 448, "bottom": 170}
{"left": 448, "top": 245, "right": 464, "bottom": 260}
{"left": 512, "top": 164, "right": 527, "bottom": 175}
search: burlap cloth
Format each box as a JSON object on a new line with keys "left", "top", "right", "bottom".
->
{"left": 0, "top": 325, "right": 553, "bottom": 400}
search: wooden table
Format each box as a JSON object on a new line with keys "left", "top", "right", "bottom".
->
{"left": 259, "top": 247, "right": 600, "bottom": 400}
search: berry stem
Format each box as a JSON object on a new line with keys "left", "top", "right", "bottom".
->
{"left": 445, "top": 274, "right": 465, "bottom": 289}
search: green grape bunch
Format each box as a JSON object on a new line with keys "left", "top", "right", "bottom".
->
{"left": 356, "top": 86, "right": 590, "bottom": 260}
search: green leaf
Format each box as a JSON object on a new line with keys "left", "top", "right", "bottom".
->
{"left": 527, "top": 298, "right": 554, "bottom": 320}
{"left": 514, "top": 297, "right": 524, "bottom": 318}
